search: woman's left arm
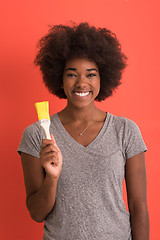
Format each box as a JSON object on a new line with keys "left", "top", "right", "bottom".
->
{"left": 125, "top": 152, "right": 149, "bottom": 240}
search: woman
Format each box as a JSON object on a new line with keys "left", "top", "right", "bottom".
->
{"left": 18, "top": 23, "right": 149, "bottom": 240}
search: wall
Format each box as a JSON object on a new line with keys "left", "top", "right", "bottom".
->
{"left": 0, "top": 0, "right": 159, "bottom": 239}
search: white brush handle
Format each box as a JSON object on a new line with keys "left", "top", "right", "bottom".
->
{"left": 40, "top": 119, "right": 51, "bottom": 140}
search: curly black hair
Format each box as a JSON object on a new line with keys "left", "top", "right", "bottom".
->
{"left": 34, "top": 22, "right": 127, "bottom": 101}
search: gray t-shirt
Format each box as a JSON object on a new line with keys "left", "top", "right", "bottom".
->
{"left": 18, "top": 112, "right": 147, "bottom": 240}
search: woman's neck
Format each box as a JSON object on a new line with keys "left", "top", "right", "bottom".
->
{"left": 59, "top": 104, "right": 99, "bottom": 124}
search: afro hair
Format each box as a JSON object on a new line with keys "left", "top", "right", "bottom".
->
{"left": 34, "top": 22, "right": 127, "bottom": 101}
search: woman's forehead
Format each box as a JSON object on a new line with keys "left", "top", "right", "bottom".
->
{"left": 64, "top": 57, "right": 98, "bottom": 70}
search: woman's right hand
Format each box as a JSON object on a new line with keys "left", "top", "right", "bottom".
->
{"left": 40, "top": 134, "right": 63, "bottom": 179}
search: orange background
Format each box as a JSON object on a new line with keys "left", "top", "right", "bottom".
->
{"left": 0, "top": 0, "right": 160, "bottom": 239}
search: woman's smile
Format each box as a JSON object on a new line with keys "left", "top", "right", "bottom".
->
{"left": 73, "top": 91, "right": 90, "bottom": 97}
{"left": 72, "top": 91, "right": 92, "bottom": 99}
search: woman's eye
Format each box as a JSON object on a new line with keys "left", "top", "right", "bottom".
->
{"left": 87, "top": 73, "right": 96, "bottom": 77}
{"left": 67, "top": 73, "right": 77, "bottom": 77}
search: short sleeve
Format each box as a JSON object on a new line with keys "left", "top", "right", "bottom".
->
{"left": 124, "top": 118, "right": 147, "bottom": 159}
{"left": 17, "top": 122, "right": 43, "bottom": 158}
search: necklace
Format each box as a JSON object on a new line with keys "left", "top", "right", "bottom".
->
{"left": 64, "top": 113, "right": 94, "bottom": 136}
{"left": 79, "top": 120, "right": 93, "bottom": 136}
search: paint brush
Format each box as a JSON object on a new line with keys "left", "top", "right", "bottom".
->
{"left": 35, "top": 101, "right": 51, "bottom": 140}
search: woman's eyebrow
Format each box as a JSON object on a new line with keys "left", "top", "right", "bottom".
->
{"left": 86, "top": 68, "right": 98, "bottom": 72}
{"left": 64, "top": 68, "right": 98, "bottom": 72}
{"left": 64, "top": 68, "right": 76, "bottom": 71}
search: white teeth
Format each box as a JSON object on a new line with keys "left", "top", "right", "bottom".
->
{"left": 74, "top": 92, "right": 90, "bottom": 97}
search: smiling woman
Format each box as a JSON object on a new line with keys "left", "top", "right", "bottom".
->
{"left": 17, "top": 22, "right": 149, "bottom": 240}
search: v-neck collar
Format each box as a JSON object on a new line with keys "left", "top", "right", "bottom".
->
{"left": 51, "top": 112, "right": 111, "bottom": 151}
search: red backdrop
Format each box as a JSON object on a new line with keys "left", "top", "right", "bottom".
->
{"left": 0, "top": 0, "right": 160, "bottom": 239}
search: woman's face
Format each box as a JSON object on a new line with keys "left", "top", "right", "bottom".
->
{"left": 62, "top": 58, "right": 100, "bottom": 109}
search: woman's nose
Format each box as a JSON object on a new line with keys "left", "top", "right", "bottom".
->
{"left": 75, "top": 75, "right": 88, "bottom": 87}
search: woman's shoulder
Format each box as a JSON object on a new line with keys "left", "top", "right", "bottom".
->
{"left": 23, "top": 120, "right": 41, "bottom": 136}
{"left": 18, "top": 121, "right": 43, "bottom": 158}
{"left": 109, "top": 112, "right": 137, "bottom": 125}
{"left": 108, "top": 112, "right": 147, "bottom": 158}
{"left": 108, "top": 112, "right": 141, "bottom": 133}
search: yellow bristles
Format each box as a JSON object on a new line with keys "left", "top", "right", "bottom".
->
{"left": 35, "top": 101, "right": 50, "bottom": 120}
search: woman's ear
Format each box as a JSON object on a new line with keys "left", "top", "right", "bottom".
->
{"left": 61, "top": 84, "right": 64, "bottom": 89}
